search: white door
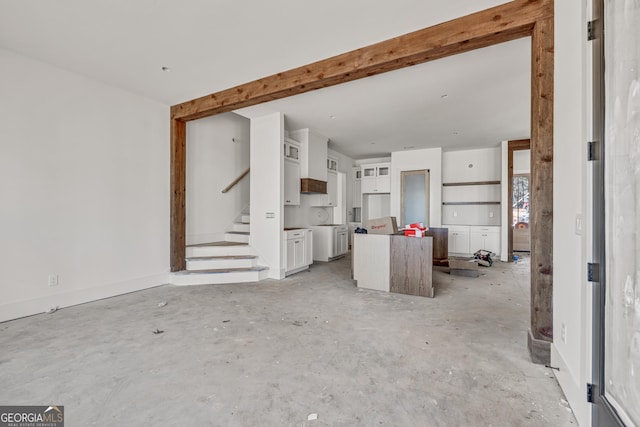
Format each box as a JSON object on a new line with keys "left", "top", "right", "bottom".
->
{"left": 593, "top": 1, "right": 640, "bottom": 425}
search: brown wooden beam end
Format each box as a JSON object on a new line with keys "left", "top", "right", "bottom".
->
{"left": 171, "top": 0, "right": 551, "bottom": 122}
{"left": 529, "top": 14, "right": 554, "bottom": 342}
{"left": 170, "top": 118, "right": 187, "bottom": 272}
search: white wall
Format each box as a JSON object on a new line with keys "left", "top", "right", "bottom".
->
{"left": 501, "top": 141, "right": 509, "bottom": 262}
{"left": 551, "top": 1, "right": 592, "bottom": 425}
{"left": 390, "top": 148, "right": 442, "bottom": 227}
{"left": 186, "top": 113, "right": 250, "bottom": 244}
{"left": 513, "top": 149, "right": 531, "bottom": 175}
{"left": 250, "top": 113, "right": 284, "bottom": 279}
{"left": 0, "top": 48, "right": 169, "bottom": 322}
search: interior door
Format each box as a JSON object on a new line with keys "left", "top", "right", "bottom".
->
{"left": 401, "top": 169, "right": 430, "bottom": 227}
{"left": 593, "top": 0, "right": 640, "bottom": 425}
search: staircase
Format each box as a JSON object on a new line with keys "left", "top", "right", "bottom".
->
{"left": 170, "top": 209, "right": 269, "bottom": 285}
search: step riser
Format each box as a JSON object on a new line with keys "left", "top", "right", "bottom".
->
{"left": 187, "top": 258, "right": 257, "bottom": 271}
{"left": 225, "top": 233, "right": 250, "bottom": 243}
{"left": 240, "top": 215, "right": 250, "bottom": 223}
{"left": 230, "top": 223, "right": 250, "bottom": 233}
{"left": 186, "top": 245, "right": 256, "bottom": 258}
{"left": 170, "top": 270, "right": 267, "bottom": 286}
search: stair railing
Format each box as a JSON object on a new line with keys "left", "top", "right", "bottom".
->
{"left": 221, "top": 168, "right": 250, "bottom": 193}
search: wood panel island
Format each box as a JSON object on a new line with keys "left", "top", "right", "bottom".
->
{"left": 353, "top": 233, "right": 434, "bottom": 298}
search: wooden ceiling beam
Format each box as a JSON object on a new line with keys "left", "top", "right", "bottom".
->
{"left": 171, "top": 0, "right": 552, "bottom": 122}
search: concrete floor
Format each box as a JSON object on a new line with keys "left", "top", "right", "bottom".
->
{"left": 0, "top": 254, "right": 576, "bottom": 426}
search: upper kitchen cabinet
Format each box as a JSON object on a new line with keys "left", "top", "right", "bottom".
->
{"left": 283, "top": 137, "right": 300, "bottom": 162}
{"left": 309, "top": 170, "right": 338, "bottom": 207}
{"left": 288, "top": 129, "right": 328, "bottom": 193}
{"left": 361, "top": 162, "right": 391, "bottom": 194}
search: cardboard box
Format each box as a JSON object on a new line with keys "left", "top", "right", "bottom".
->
{"left": 364, "top": 216, "right": 398, "bottom": 235}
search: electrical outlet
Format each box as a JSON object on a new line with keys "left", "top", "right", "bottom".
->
{"left": 48, "top": 274, "right": 59, "bottom": 287}
{"left": 489, "top": 211, "right": 494, "bottom": 218}
{"left": 561, "top": 323, "right": 567, "bottom": 343}
{"left": 453, "top": 211, "right": 458, "bottom": 217}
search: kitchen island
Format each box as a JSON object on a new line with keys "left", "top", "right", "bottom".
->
{"left": 353, "top": 233, "right": 434, "bottom": 298}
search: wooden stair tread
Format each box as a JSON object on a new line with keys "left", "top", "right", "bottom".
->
{"left": 186, "top": 255, "right": 257, "bottom": 261}
{"left": 178, "top": 266, "right": 268, "bottom": 274}
{"left": 187, "top": 241, "right": 248, "bottom": 247}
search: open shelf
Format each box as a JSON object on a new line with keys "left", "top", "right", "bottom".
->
{"left": 442, "top": 180, "right": 501, "bottom": 187}
{"left": 442, "top": 201, "right": 500, "bottom": 205}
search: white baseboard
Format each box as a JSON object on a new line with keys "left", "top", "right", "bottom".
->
{"left": 0, "top": 273, "right": 168, "bottom": 323}
{"left": 551, "top": 344, "right": 591, "bottom": 426}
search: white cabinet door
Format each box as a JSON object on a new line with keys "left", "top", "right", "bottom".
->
{"left": 335, "top": 231, "right": 348, "bottom": 256}
{"left": 469, "top": 231, "right": 484, "bottom": 253}
{"left": 293, "top": 238, "right": 305, "bottom": 269}
{"left": 284, "top": 159, "right": 300, "bottom": 205}
{"left": 304, "top": 230, "right": 313, "bottom": 265}
{"left": 286, "top": 238, "right": 296, "bottom": 271}
{"left": 448, "top": 227, "right": 471, "bottom": 254}
{"left": 326, "top": 171, "right": 338, "bottom": 206}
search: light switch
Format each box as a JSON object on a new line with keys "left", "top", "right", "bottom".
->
{"left": 575, "top": 214, "right": 583, "bottom": 235}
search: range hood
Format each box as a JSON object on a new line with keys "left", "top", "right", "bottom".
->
{"left": 301, "top": 178, "right": 327, "bottom": 194}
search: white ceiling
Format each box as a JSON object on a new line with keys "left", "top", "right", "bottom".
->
{"left": 0, "top": 0, "right": 530, "bottom": 159}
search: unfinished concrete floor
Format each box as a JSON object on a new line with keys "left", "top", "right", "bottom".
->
{"left": 0, "top": 254, "right": 576, "bottom": 426}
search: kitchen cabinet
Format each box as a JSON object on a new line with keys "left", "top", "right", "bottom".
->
{"left": 447, "top": 226, "right": 471, "bottom": 255}
{"left": 309, "top": 170, "right": 337, "bottom": 207}
{"left": 288, "top": 128, "right": 328, "bottom": 182}
{"left": 284, "top": 229, "right": 312, "bottom": 275}
{"left": 284, "top": 158, "right": 300, "bottom": 205}
{"left": 283, "top": 137, "right": 300, "bottom": 161}
{"left": 352, "top": 167, "right": 362, "bottom": 208}
{"left": 361, "top": 163, "right": 390, "bottom": 194}
{"left": 469, "top": 226, "right": 500, "bottom": 255}
{"left": 445, "top": 225, "right": 500, "bottom": 256}
{"left": 335, "top": 227, "right": 348, "bottom": 258}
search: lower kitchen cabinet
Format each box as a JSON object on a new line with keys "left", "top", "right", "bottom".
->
{"left": 469, "top": 227, "right": 500, "bottom": 255}
{"left": 284, "top": 229, "right": 313, "bottom": 275}
{"left": 446, "top": 225, "right": 500, "bottom": 256}
{"left": 448, "top": 226, "right": 470, "bottom": 255}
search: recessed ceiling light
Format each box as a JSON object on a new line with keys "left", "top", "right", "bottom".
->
{"left": 441, "top": 94, "right": 448, "bottom": 99}
{"left": 161, "top": 66, "right": 171, "bottom": 72}
{"left": 329, "top": 115, "right": 336, "bottom": 119}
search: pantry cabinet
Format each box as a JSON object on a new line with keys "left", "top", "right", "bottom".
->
{"left": 284, "top": 158, "right": 300, "bottom": 206}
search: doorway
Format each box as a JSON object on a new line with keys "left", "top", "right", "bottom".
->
{"left": 512, "top": 174, "right": 530, "bottom": 252}
{"left": 507, "top": 140, "right": 531, "bottom": 262}
{"left": 400, "top": 170, "right": 430, "bottom": 227}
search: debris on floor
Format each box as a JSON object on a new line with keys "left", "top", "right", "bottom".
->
{"left": 46, "top": 306, "right": 59, "bottom": 314}
{"left": 157, "top": 301, "right": 168, "bottom": 308}
{"left": 222, "top": 320, "right": 230, "bottom": 323}
{"left": 152, "top": 329, "right": 164, "bottom": 334}
{"left": 307, "top": 413, "right": 318, "bottom": 421}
